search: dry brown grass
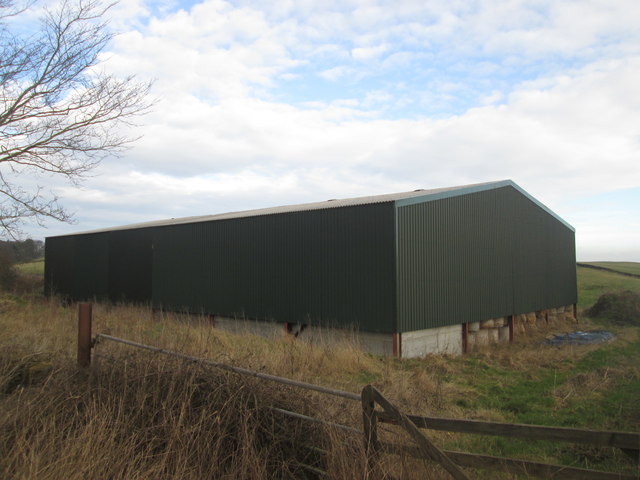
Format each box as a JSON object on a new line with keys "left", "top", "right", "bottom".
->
{"left": 1, "top": 295, "right": 637, "bottom": 479}
{"left": 468, "top": 315, "right": 590, "bottom": 370}
{"left": 1, "top": 355, "right": 332, "bottom": 479}
{"left": 0, "top": 297, "right": 455, "bottom": 479}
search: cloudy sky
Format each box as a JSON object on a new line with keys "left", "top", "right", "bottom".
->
{"left": 23, "top": 0, "right": 640, "bottom": 260}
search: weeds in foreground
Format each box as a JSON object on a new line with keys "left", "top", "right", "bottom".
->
{"left": 1, "top": 294, "right": 639, "bottom": 478}
{"left": 1, "top": 351, "right": 379, "bottom": 480}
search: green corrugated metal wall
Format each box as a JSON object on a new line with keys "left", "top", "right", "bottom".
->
{"left": 74, "top": 233, "right": 109, "bottom": 300}
{"left": 45, "top": 182, "right": 576, "bottom": 335}
{"left": 152, "top": 203, "right": 397, "bottom": 332}
{"left": 45, "top": 233, "right": 110, "bottom": 301}
{"left": 45, "top": 230, "right": 152, "bottom": 303}
{"left": 108, "top": 229, "right": 153, "bottom": 303}
{"left": 396, "top": 186, "right": 577, "bottom": 332}
{"left": 44, "top": 235, "right": 76, "bottom": 298}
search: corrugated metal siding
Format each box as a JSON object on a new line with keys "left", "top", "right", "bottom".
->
{"left": 45, "top": 181, "right": 575, "bottom": 335}
{"left": 152, "top": 203, "right": 397, "bottom": 332}
{"left": 45, "top": 233, "right": 109, "bottom": 301}
{"left": 45, "top": 230, "right": 151, "bottom": 302}
{"left": 396, "top": 186, "right": 576, "bottom": 332}
{"left": 74, "top": 233, "right": 109, "bottom": 300}
{"left": 44, "top": 236, "right": 76, "bottom": 298}
{"left": 511, "top": 192, "right": 577, "bottom": 312}
{"left": 108, "top": 229, "right": 153, "bottom": 303}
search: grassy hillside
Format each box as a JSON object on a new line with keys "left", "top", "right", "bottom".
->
{"left": 577, "top": 263, "right": 640, "bottom": 308}
{"left": 583, "top": 261, "right": 640, "bottom": 276}
{"left": 13, "top": 258, "right": 44, "bottom": 276}
{"left": 1, "top": 264, "right": 638, "bottom": 478}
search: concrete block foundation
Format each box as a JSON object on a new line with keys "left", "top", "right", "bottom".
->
{"left": 400, "top": 325, "right": 463, "bottom": 357}
{"left": 211, "top": 315, "right": 396, "bottom": 356}
{"left": 208, "top": 303, "right": 576, "bottom": 358}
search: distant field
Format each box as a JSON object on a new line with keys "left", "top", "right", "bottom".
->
{"left": 577, "top": 263, "right": 640, "bottom": 309}
{"left": 582, "top": 261, "right": 640, "bottom": 276}
{"left": 14, "top": 258, "right": 44, "bottom": 275}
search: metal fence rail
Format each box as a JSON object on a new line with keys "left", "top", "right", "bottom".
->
{"left": 95, "top": 333, "right": 361, "bottom": 402}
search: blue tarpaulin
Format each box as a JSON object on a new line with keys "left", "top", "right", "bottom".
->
{"left": 544, "top": 331, "right": 615, "bottom": 346}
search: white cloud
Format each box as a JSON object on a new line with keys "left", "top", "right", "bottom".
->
{"left": 103, "top": 0, "right": 300, "bottom": 102}
{"left": 351, "top": 44, "right": 388, "bottom": 61}
{"left": 18, "top": 0, "right": 640, "bottom": 261}
{"left": 318, "top": 65, "right": 353, "bottom": 81}
{"left": 78, "top": 51, "right": 640, "bottom": 205}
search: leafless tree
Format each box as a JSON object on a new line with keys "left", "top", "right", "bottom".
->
{"left": 0, "top": 0, "right": 151, "bottom": 237}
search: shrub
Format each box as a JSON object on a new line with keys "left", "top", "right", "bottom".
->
{"left": 0, "top": 254, "right": 16, "bottom": 291}
{"left": 585, "top": 290, "right": 640, "bottom": 326}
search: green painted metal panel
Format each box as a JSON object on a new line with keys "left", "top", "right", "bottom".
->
{"left": 107, "top": 229, "right": 153, "bottom": 303}
{"left": 396, "top": 180, "right": 575, "bottom": 232}
{"left": 510, "top": 191, "right": 577, "bottom": 313}
{"left": 152, "top": 203, "right": 397, "bottom": 332}
{"left": 45, "top": 233, "right": 109, "bottom": 301}
{"left": 46, "top": 229, "right": 152, "bottom": 302}
{"left": 74, "top": 233, "right": 109, "bottom": 300}
{"left": 396, "top": 186, "right": 577, "bottom": 332}
{"left": 45, "top": 181, "right": 576, "bottom": 337}
{"left": 44, "top": 236, "right": 76, "bottom": 298}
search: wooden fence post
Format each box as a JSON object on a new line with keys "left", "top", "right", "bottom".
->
{"left": 370, "top": 386, "right": 469, "bottom": 480}
{"left": 78, "top": 303, "right": 93, "bottom": 368}
{"left": 362, "top": 385, "right": 380, "bottom": 467}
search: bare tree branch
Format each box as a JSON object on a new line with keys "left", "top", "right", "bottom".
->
{"left": 0, "top": 0, "right": 152, "bottom": 238}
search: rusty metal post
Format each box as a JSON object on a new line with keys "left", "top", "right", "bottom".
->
{"left": 392, "top": 332, "right": 401, "bottom": 357}
{"left": 461, "top": 322, "right": 469, "bottom": 353}
{"left": 508, "top": 315, "right": 514, "bottom": 342}
{"left": 78, "top": 303, "right": 93, "bottom": 367}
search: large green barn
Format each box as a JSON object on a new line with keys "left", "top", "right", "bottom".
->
{"left": 45, "top": 180, "right": 577, "bottom": 357}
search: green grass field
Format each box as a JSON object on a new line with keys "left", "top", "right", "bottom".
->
{"left": 13, "top": 258, "right": 44, "bottom": 275}
{"left": 577, "top": 263, "right": 640, "bottom": 309}
{"left": 582, "top": 261, "right": 640, "bottom": 276}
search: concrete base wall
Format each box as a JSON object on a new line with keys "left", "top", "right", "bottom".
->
{"left": 210, "top": 303, "right": 576, "bottom": 358}
{"left": 401, "top": 325, "right": 463, "bottom": 357}
{"left": 300, "top": 327, "right": 395, "bottom": 356}
{"left": 213, "top": 315, "right": 456, "bottom": 358}
{"left": 214, "top": 316, "right": 284, "bottom": 338}
{"left": 212, "top": 315, "right": 396, "bottom": 356}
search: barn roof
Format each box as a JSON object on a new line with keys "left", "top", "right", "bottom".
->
{"left": 51, "top": 179, "right": 574, "bottom": 236}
